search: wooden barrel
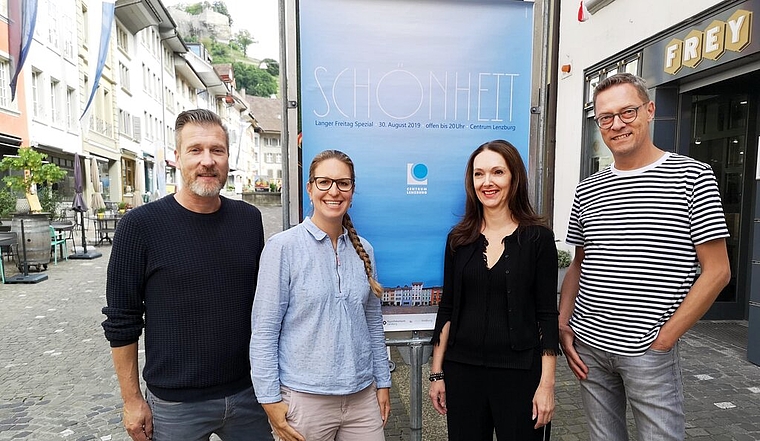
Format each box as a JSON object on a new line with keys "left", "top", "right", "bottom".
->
{"left": 11, "top": 213, "right": 51, "bottom": 269}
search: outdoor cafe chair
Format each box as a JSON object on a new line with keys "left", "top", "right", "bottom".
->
{"left": 60, "top": 215, "right": 78, "bottom": 254}
{"left": 50, "top": 226, "right": 68, "bottom": 265}
{"left": 0, "top": 232, "right": 15, "bottom": 284}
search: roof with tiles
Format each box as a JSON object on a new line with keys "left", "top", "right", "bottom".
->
{"left": 245, "top": 95, "right": 282, "bottom": 134}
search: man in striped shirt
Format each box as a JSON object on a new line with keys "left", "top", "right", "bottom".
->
{"left": 559, "top": 73, "right": 731, "bottom": 441}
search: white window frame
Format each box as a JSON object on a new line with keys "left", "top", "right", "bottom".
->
{"left": 32, "top": 70, "right": 41, "bottom": 118}
{"left": 0, "top": 58, "right": 12, "bottom": 109}
{"left": 63, "top": 25, "right": 74, "bottom": 60}
{"left": 119, "top": 62, "right": 131, "bottom": 92}
{"left": 117, "top": 26, "right": 130, "bottom": 54}
{"left": 119, "top": 109, "right": 133, "bottom": 138}
{"left": 66, "top": 87, "right": 76, "bottom": 130}
{"left": 50, "top": 78, "right": 61, "bottom": 125}
{"left": 48, "top": 2, "right": 59, "bottom": 49}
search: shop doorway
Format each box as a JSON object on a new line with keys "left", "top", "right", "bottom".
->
{"left": 684, "top": 76, "right": 758, "bottom": 319}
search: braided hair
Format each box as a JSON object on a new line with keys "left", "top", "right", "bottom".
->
{"left": 308, "top": 150, "right": 383, "bottom": 297}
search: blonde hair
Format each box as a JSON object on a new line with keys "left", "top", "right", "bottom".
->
{"left": 309, "top": 150, "right": 383, "bottom": 297}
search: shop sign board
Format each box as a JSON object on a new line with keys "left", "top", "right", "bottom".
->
{"left": 643, "top": 0, "right": 759, "bottom": 86}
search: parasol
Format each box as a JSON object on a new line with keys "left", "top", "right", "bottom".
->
{"left": 133, "top": 159, "right": 145, "bottom": 207}
{"left": 69, "top": 153, "right": 101, "bottom": 260}
{"left": 72, "top": 153, "right": 88, "bottom": 213}
{"left": 89, "top": 157, "right": 106, "bottom": 213}
{"left": 152, "top": 145, "right": 166, "bottom": 201}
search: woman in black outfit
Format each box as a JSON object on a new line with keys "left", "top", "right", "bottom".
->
{"left": 429, "top": 140, "right": 559, "bottom": 441}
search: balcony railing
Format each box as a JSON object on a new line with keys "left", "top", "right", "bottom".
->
{"left": 89, "top": 116, "right": 114, "bottom": 137}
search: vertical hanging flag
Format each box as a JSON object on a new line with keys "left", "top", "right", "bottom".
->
{"left": 80, "top": 0, "right": 116, "bottom": 122}
{"left": 8, "top": 0, "right": 39, "bottom": 102}
{"left": 578, "top": 0, "right": 590, "bottom": 22}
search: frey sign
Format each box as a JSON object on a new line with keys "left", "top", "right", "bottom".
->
{"left": 664, "top": 9, "right": 752, "bottom": 75}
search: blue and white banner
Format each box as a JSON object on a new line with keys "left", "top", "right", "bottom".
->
{"left": 8, "top": 0, "right": 38, "bottom": 102}
{"left": 80, "top": 0, "right": 115, "bottom": 121}
{"left": 299, "top": 0, "right": 534, "bottom": 290}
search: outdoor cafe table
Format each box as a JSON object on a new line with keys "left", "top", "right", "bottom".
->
{"left": 89, "top": 214, "right": 122, "bottom": 245}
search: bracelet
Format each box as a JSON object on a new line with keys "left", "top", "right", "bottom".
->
{"left": 429, "top": 372, "right": 444, "bottom": 382}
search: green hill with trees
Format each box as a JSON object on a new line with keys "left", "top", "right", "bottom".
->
{"left": 172, "top": 1, "right": 279, "bottom": 97}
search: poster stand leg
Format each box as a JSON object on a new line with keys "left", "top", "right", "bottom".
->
{"left": 409, "top": 332, "right": 424, "bottom": 441}
{"left": 386, "top": 331, "right": 431, "bottom": 441}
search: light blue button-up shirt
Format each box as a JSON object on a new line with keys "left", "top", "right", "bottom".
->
{"left": 250, "top": 217, "right": 391, "bottom": 404}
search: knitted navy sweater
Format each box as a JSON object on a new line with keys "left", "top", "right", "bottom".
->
{"left": 102, "top": 195, "right": 264, "bottom": 402}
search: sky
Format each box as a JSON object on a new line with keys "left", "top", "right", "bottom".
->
{"left": 164, "top": 0, "right": 281, "bottom": 61}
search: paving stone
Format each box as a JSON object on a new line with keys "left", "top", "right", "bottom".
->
{"left": 2, "top": 205, "right": 760, "bottom": 440}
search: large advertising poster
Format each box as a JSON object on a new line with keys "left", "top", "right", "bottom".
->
{"left": 299, "top": 0, "right": 535, "bottom": 311}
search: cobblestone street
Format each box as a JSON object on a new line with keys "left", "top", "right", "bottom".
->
{"left": 2, "top": 205, "right": 760, "bottom": 440}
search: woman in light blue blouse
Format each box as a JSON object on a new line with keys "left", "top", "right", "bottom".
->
{"left": 250, "top": 150, "right": 391, "bottom": 441}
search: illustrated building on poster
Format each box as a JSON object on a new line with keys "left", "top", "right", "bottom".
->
{"left": 382, "top": 282, "right": 443, "bottom": 307}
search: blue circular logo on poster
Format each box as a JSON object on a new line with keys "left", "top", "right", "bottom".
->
{"left": 412, "top": 163, "right": 428, "bottom": 180}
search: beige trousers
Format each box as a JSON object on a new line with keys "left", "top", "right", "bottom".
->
{"left": 275, "top": 383, "right": 385, "bottom": 441}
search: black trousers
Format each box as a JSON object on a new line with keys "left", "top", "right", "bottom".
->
{"left": 443, "top": 359, "right": 550, "bottom": 441}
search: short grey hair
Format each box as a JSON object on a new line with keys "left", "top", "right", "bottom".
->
{"left": 174, "top": 109, "right": 229, "bottom": 151}
{"left": 593, "top": 73, "right": 650, "bottom": 107}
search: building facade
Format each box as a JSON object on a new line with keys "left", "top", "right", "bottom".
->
{"left": 1, "top": 0, "right": 265, "bottom": 215}
{"left": 554, "top": 0, "right": 760, "bottom": 363}
{"left": 245, "top": 95, "right": 282, "bottom": 185}
{"left": 25, "top": 0, "right": 80, "bottom": 199}
{"left": 0, "top": 0, "right": 30, "bottom": 166}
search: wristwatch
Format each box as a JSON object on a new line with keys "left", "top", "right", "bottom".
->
{"left": 429, "top": 372, "right": 444, "bottom": 382}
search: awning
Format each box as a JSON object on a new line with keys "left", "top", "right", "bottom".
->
{"left": 0, "top": 132, "right": 22, "bottom": 149}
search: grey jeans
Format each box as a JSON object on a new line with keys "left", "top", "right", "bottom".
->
{"left": 575, "top": 340, "right": 685, "bottom": 441}
{"left": 146, "top": 387, "right": 274, "bottom": 441}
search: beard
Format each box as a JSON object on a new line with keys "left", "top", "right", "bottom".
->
{"left": 185, "top": 168, "right": 225, "bottom": 197}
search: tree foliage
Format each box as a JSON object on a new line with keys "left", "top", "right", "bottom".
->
{"left": 0, "top": 187, "right": 15, "bottom": 217}
{"left": 0, "top": 147, "right": 66, "bottom": 195}
{"left": 235, "top": 30, "right": 255, "bottom": 55}
{"left": 206, "top": 38, "right": 233, "bottom": 63}
{"left": 261, "top": 58, "right": 280, "bottom": 77}
{"left": 181, "top": 1, "right": 232, "bottom": 25}
{"left": 183, "top": 2, "right": 203, "bottom": 15}
{"left": 173, "top": 2, "right": 279, "bottom": 97}
{"left": 233, "top": 62, "right": 278, "bottom": 97}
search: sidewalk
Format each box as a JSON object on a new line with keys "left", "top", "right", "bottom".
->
{"left": 1, "top": 204, "right": 759, "bottom": 440}
{"left": 386, "top": 320, "right": 760, "bottom": 441}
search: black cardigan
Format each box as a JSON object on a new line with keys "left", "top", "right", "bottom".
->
{"left": 432, "top": 224, "right": 560, "bottom": 359}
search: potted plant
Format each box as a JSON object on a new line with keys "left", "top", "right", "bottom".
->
{"left": 557, "top": 249, "right": 572, "bottom": 293}
{"left": 0, "top": 147, "right": 66, "bottom": 214}
{"left": 97, "top": 207, "right": 107, "bottom": 219}
{"left": 117, "top": 202, "right": 127, "bottom": 214}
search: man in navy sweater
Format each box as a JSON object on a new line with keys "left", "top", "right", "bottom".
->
{"left": 102, "top": 109, "right": 273, "bottom": 441}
